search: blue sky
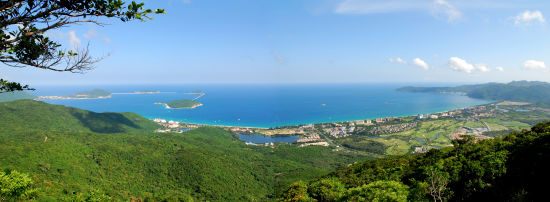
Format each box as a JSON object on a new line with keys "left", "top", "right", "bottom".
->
{"left": 3, "top": 0, "right": 550, "bottom": 84}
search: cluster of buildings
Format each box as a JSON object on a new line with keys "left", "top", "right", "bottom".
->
{"left": 153, "top": 119, "right": 181, "bottom": 128}
{"left": 325, "top": 126, "right": 355, "bottom": 138}
{"left": 374, "top": 117, "right": 401, "bottom": 124}
{"left": 365, "top": 122, "right": 418, "bottom": 135}
{"left": 350, "top": 120, "right": 372, "bottom": 125}
{"left": 415, "top": 105, "right": 496, "bottom": 120}
{"left": 153, "top": 118, "right": 199, "bottom": 133}
{"left": 296, "top": 133, "right": 321, "bottom": 143}
{"left": 230, "top": 127, "right": 255, "bottom": 134}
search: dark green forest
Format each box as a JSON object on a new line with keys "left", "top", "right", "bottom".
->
{"left": 0, "top": 100, "right": 365, "bottom": 201}
{"left": 398, "top": 81, "right": 550, "bottom": 107}
{"left": 281, "top": 121, "right": 550, "bottom": 201}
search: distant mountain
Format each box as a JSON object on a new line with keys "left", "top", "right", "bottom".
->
{"left": 397, "top": 81, "right": 550, "bottom": 107}
{"left": 0, "top": 91, "right": 36, "bottom": 102}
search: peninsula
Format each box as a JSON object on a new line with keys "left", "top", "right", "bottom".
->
{"left": 397, "top": 81, "right": 550, "bottom": 107}
{"left": 155, "top": 99, "right": 203, "bottom": 109}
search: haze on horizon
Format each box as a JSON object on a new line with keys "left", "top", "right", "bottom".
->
{"left": 2, "top": 0, "right": 550, "bottom": 85}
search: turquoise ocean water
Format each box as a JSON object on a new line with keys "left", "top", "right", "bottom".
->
{"left": 34, "top": 84, "right": 491, "bottom": 128}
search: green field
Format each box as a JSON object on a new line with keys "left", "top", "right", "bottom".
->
{"left": 335, "top": 114, "right": 547, "bottom": 156}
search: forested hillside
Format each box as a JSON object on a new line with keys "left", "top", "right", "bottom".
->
{"left": 0, "top": 100, "right": 366, "bottom": 201}
{"left": 282, "top": 121, "right": 550, "bottom": 201}
{"left": 397, "top": 81, "right": 550, "bottom": 107}
{"left": 0, "top": 100, "right": 158, "bottom": 133}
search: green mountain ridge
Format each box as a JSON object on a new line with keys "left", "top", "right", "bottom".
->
{"left": 397, "top": 81, "right": 550, "bottom": 107}
{"left": 0, "top": 100, "right": 157, "bottom": 133}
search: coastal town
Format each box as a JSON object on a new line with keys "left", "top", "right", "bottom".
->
{"left": 152, "top": 101, "right": 550, "bottom": 155}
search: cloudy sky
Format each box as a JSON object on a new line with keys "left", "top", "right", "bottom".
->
{"left": 2, "top": 0, "right": 550, "bottom": 85}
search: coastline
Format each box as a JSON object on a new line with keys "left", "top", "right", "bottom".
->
{"left": 36, "top": 95, "right": 112, "bottom": 100}
{"left": 36, "top": 91, "right": 175, "bottom": 100}
{"left": 156, "top": 101, "right": 497, "bottom": 129}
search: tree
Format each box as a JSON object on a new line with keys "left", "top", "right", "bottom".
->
{"left": 0, "top": 0, "right": 165, "bottom": 93}
{"left": 281, "top": 181, "right": 315, "bottom": 202}
{"left": 307, "top": 178, "right": 345, "bottom": 201}
{"left": 343, "top": 180, "right": 409, "bottom": 202}
{"left": 425, "top": 166, "right": 450, "bottom": 202}
{"left": 0, "top": 169, "right": 37, "bottom": 201}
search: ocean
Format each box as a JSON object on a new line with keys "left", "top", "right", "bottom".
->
{"left": 34, "top": 83, "right": 491, "bottom": 128}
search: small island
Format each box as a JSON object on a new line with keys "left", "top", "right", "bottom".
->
{"left": 155, "top": 99, "right": 203, "bottom": 109}
{"left": 188, "top": 90, "right": 204, "bottom": 94}
{"left": 134, "top": 89, "right": 161, "bottom": 94}
{"left": 38, "top": 89, "right": 112, "bottom": 100}
{"left": 70, "top": 89, "right": 112, "bottom": 98}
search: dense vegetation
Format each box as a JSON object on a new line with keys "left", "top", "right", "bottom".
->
{"left": 398, "top": 81, "right": 550, "bottom": 107}
{"left": 0, "top": 100, "right": 366, "bottom": 201}
{"left": 161, "top": 99, "right": 202, "bottom": 109}
{"left": 282, "top": 121, "right": 550, "bottom": 201}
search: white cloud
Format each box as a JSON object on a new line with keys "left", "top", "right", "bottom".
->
{"left": 523, "top": 60, "right": 546, "bottom": 70}
{"left": 390, "top": 57, "right": 430, "bottom": 70}
{"left": 68, "top": 30, "right": 81, "bottom": 50}
{"left": 495, "top": 66, "right": 504, "bottom": 71}
{"left": 412, "top": 58, "right": 430, "bottom": 70}
{"left": 432, "top": 0, "right": 462, "bottom": 22}
{"left": 514, "top": 10, "right": 545, "bottom": 25}
{"left": 448, "top": 57, "right": 475, "bottom": 73}
{"left": 474, "top": 64, "right": 491, "bottom": 72}
{"left": 389, "top": 57, "right": 407, "bottom": 64}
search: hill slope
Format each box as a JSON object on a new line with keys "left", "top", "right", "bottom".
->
{"left": 0, "top": 100, "right": 158, "bottom": 133}
{"left": 0, "top": 100, "right": 366, "bottom": 201}
{"left": 397, "top": 81, "right": 550, "bottom": 107}
{"left": 281, "top": 121, "right": 550, "bottom": 201}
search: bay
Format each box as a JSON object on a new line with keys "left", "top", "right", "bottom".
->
{"left": 34, "top": 83, "right": 491, "bottom": 128}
